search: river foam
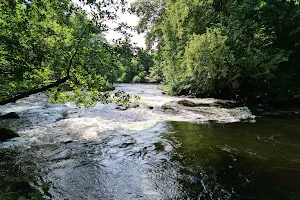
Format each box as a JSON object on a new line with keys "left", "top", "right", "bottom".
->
{"left": 0, "top": 84, "right": 255, "bottom": 140}
{"left": 0, "top": 84, "right": 256, "bottom": 200}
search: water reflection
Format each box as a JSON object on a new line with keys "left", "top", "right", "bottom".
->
{"left": 167, "top": 118, "right": 300, "bottom": 199}
{"left": 1, "top": 117, "right": 300, "bottom": 199}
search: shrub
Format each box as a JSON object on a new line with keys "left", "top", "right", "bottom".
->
{"left": 133, "top": 75, "right": 142, "bottom": 83}
{"left": 183, "top": 28, "right": 236, "bottom": 95}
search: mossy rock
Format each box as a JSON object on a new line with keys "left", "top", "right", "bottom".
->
{"left": 131, "top": 103, "right": 139, "bottom": 108}
{"left": 177, "top": 99, "right": 212, "bottom": 107}
{"left": 177, "top": 100, "right": 198, "bottom": 107}
{"left": 161, "top": 104, "right": 174, "bottom": 110}
{"left": 0, "top": 127, "right": 20, "bottom": 142}
{"left": 161, "top": 101, "right": 177, "bottom": 111}
{"left": 108, "top": 85, "right": 116, "bottom": 91}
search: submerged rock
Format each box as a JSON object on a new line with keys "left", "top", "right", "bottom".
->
{"left": 115, "top": 105, "right": 128, "bottom": 111}
{"left": 0, "top": 127, "right": 20, "bottom": 142}
{"left": 131, "top": 103, "right": 140, "bottom": 108}
{"left": 0, "top": 112, "right": 20, "bottom": 119}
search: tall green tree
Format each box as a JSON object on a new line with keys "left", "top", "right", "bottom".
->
{"left": 133, "top": 0, "right": 300, "bottom": 102}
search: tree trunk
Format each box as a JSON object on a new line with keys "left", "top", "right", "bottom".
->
{"left": 0, "top": 27, "right": 87, "bottom": 106}
{"left": 0, "top": 75, "right": 70, "bottom": 105}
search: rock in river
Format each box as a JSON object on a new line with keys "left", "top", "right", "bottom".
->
{"left": 0, "top": 127, "right": 20, "bottom": 142}
{"left": 0, "top": 112, "right": 20, "bottom": 119}
{"left": 177, "top": 99, "right": 199, "bottom": 107}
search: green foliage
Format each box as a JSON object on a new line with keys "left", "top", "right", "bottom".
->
{"left": 17, "top": 191, "right": 43, "bottom": 200}
{"left": 115, "top": 38, "right": 135, "bottom": 83}
{"left": 183, "top": 28, "right": 235, "bottom": 94}
{"left": 132, "top": 70, "right": 149, "bottom": 83}
{"left": 133, "top": 0, "right": 300, "bottom": 102}
{"left": 147, "top": 53, "right": 164, "bottom": 83}
{"left": 131, "top": 0, "right": 166, "bottom": 50}
{"left": 112, "top": 91, "right": 141, "bottom": 108}
{"left": 0, "top": 0, "right": 126, "bottom": 106}
{"left": 133, "top": 75, "right": 142, "bottom": 83}
{"left": 17, "top": 182, "right": 50, "bottom": 200}
{"left": 114, "top": 38, "right": 155, "bottom": 83}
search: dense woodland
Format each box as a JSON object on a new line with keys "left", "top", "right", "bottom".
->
{"left": 0, "top": 0, "right": 300, "bottom": 106}
{"left": 132, "top": 0, "right": 300, "bottom": 103}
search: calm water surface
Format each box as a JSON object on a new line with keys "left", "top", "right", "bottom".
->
{"left": 167, "top": 117, "right": 300, "bottom": 199}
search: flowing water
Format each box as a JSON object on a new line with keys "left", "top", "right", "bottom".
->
{"left": 0, "top": 84, "right": 299, "bottom": 200}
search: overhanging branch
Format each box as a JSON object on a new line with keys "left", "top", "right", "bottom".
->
{"left": 0, "top": 25, "right": 88, "bottom": 106}
{"left": 0, "top": 48, "right": 79, "bottom": 105}
{"left": 0, "top": 75, "right": 70, "bottom": 105}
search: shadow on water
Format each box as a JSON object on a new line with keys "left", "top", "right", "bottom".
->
{"left": 166, "top": 118, "right": 300, "bottom": 199}
{"left": 0, "top": 149, "right": 40, "bottom": 200}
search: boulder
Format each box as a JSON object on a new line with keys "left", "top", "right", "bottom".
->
{"left": 0, "top": 127, "right": 20, "bottom": 142}
{"left": 0, "top": 112, "right": 20, "bottom": 119}
{"left": 161, "top": 101, "right": 177, "bottom": 110}
{"left": 161, "top": 104, "right": 174, "bottom": 110}
{"left": 177, "top": 99, "right": 234, "bottom": 108}
{"left": 130, "top": 102, "right": 139, "bottom": 108}
{"left": 177, "top": 100, "right": 198, "bottom": 107}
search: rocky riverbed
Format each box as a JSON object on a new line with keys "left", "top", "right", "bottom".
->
{"left": 1, "top": 84, "right": 299, "bottom": 200}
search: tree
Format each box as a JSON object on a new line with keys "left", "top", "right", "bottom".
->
{"left": 133, "top": 0, "right": 300, "bottom": 102}
{"left": 0, "top": 0, "right": 126, "bottom": 106}
{"left": 131, "top": 0, "right": 166, "bottom": 50}
{"left": 184, "top": 28, "right": 235, "bottom": 95}
{"left": 147, "top": 52, "right": 164, "bottom": 83}
{"left": 113, "top": 37, "right": 155, "bottom": 83}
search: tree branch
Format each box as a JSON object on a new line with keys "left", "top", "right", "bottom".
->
{"left": 0, "top": 75, "right": 70, "bottom": 105}
{"left": 0, "top": 23, "right": 89, "bottom": 105}
{"left": 0, "top": 48, "right": 79, "bottom": 105}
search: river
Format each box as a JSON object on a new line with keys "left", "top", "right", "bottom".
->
{"left": 0, "top": 84, "right": 299, "bottom": 199}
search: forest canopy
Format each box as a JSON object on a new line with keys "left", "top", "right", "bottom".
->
{"left": 1, "top": 0, "right": 300, "bottom": 106}
{"left": 132, "top": 0, "right": 300, "bottom": 103}
{"left": 0, "top": 0, "right": 137, "bottom": 106}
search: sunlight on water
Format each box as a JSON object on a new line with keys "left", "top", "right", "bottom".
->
{"left": 2, "top": 84, "right": 298, "bottom": 200}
